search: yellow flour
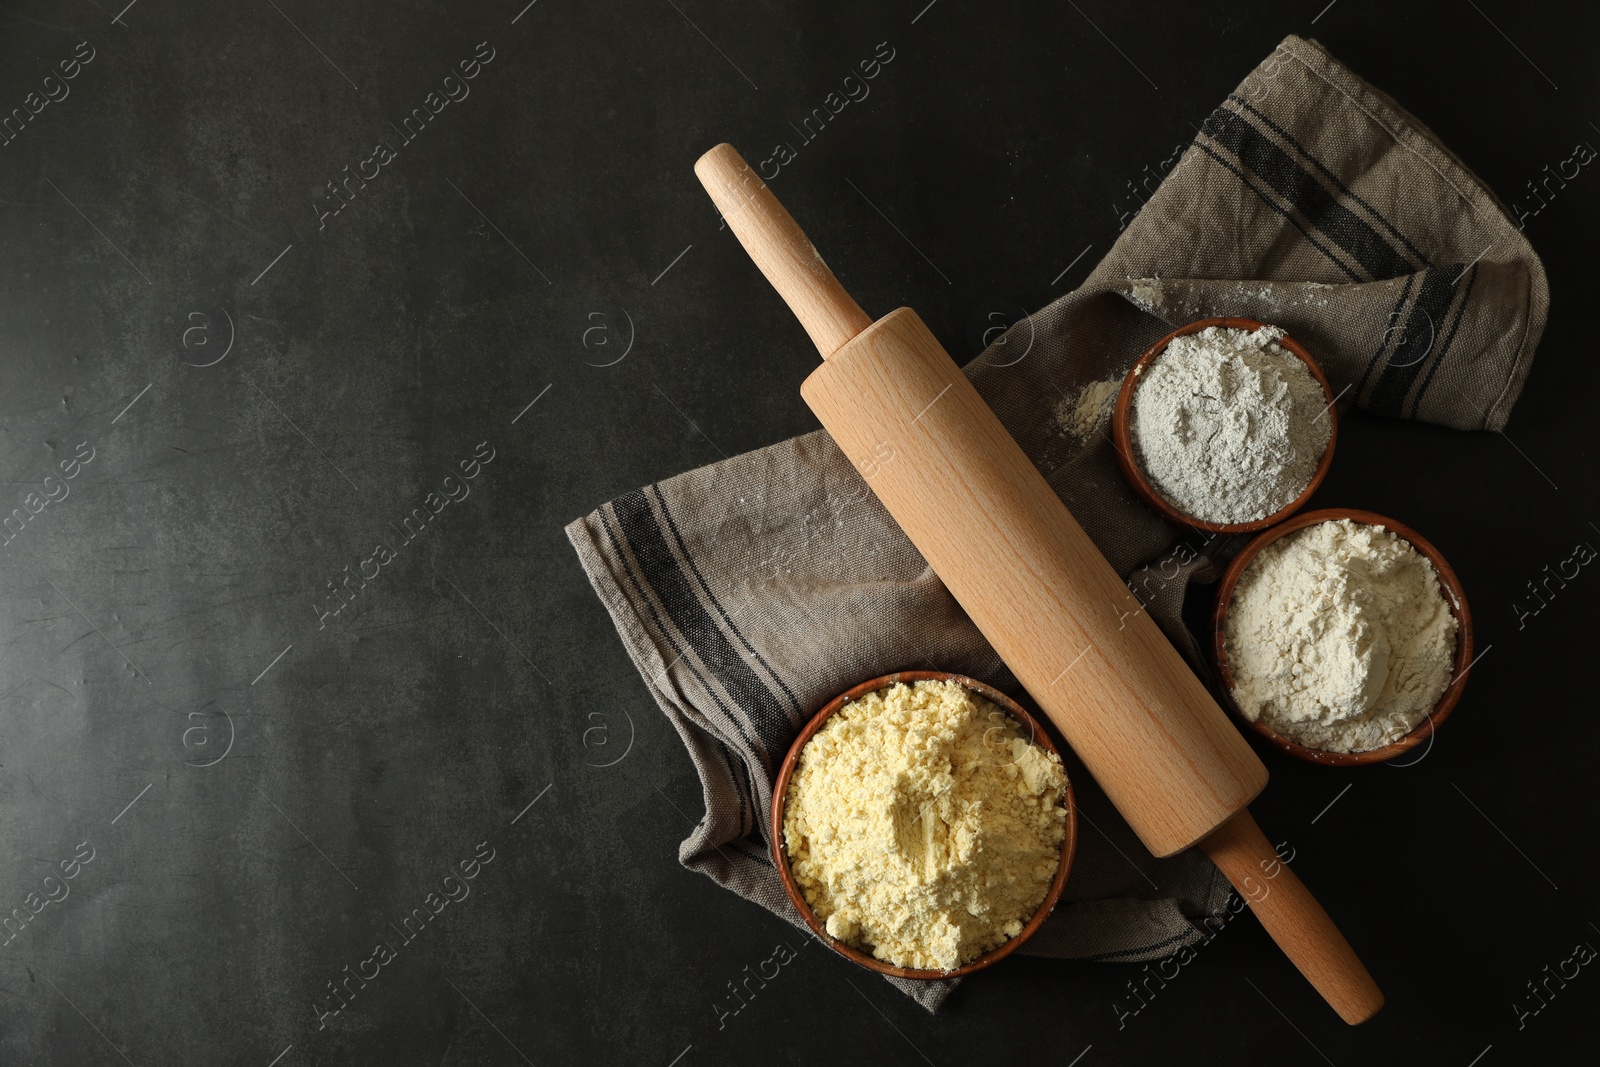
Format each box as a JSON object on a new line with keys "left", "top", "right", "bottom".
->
{"left": 1055, "top": 378, "right": 1121, "bottom": 440}
{"left": 782, "top": 680, "right": 1069, "bottom": 970}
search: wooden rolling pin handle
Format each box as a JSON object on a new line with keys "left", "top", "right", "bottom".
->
{"left": 694, "top": 143, "right": 872, "bottom": 360}
{"left": 1202, "top": 809, "right": 1384, "bottom": 1025}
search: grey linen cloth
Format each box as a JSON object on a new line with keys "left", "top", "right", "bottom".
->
{"left": 566, "top": 34, "right": 1546, "bottom": 1011}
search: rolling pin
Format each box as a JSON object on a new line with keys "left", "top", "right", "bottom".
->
{"left": 695, "top": 144, "right": 1383, "bottom": 1024}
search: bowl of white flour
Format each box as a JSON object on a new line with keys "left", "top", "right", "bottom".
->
{"left": 1212, "top": 509, "right": 1474, "bottom": 765}
{"left": 1113, "top": 318, "right": 1337, "bottom": 532}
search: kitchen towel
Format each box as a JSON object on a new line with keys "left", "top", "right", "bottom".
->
{"left": 566, "top": 33, "right": 1547, "bottom": 1011}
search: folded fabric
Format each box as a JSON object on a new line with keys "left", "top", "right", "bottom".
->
{"left": 567, "top": 33, "right": 1545, "bottom": 1012}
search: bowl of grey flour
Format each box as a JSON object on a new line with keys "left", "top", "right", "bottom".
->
{"left": 1113, "top": 318, "right": 1337, "bottom": 532}
{"left": 1212, "top": 509, "right": 1474, "bottom": 765}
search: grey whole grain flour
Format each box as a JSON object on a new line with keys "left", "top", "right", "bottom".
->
{"left": 1130, "top": 325, "right": 1331, "bottom": 524}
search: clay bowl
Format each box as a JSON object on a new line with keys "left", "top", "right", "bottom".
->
{"left": 1211, "top": 508, "right": 1474, "bottom": 767}
{"left": 771, "top": 669, "right": 1078, "bottom": 979}
{"left": 1112, "top": 317, "right": 1339, "bottom": 535}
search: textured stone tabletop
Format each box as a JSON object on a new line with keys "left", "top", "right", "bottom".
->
{"left": 0, "top": 1, "right": 1592, "bottom": 1063}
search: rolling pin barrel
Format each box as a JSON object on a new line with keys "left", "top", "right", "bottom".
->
{"left": 801, "top": 306, "right": 1266, "bottom": 855}
{"left": 695, "top": 143, "right": 1382, "bottom": 1025}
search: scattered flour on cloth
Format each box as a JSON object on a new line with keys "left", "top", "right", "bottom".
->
{"left": 1224, "top": 519, "right": 1458, "bottom": 754}
{"left": 1055, "top": 378, "right": 1121, "bottom": 440}
{"left": 782, "top": 680, "right": 1068, "bottom": 971}
{"left": 1130, "top": 324, "right": 1330, "bottom": 524}
{"left": 1129, "top": 276, "right": 1165, "bottom": 312}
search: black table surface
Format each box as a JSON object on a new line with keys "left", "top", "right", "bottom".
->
{"left": 1, "top": 1, "right": 1594, "bottom": 1064}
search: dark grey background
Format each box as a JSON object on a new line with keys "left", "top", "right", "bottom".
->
{"left": 0, "top": 0, "right": 1593, "bottom": 1064}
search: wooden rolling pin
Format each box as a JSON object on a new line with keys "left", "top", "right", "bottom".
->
{"left": 695, "top": 143, "right": 1383, "bottom": 1024}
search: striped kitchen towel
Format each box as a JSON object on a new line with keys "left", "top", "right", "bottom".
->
{"left": 566, "top": 34, "right": 1546, "bottom": 1012}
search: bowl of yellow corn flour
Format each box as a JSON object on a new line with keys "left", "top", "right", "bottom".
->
{"left": 772, "top": 671, "right": 1078, "bottom": 978}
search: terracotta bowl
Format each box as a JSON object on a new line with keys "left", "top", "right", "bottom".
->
{"left": 771, "top": 670, "right": 1078, "bottom": 979}
{"left": 1211, "top": 508, "right": 1474, "bottom": 767}
{"left": 1112, "top": 317, "right": 1339, "bottom": 534}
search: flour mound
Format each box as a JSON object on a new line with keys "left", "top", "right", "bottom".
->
{"left": 1130, "top": 325, "right": 1330, "bottom": 524}
{"left": 783, "top": 680, "right": 1068, "bottom": 970}
{"left": 1224, "top": 519, "right": 1458, "bottom": 754}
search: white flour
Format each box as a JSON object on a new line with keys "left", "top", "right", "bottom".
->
{"left": 1129, "top": 276, "right": 1165, "bottom": 312}
{"left": 1130, "top": 325, "right": 1329, "bottom": 523}
{"left": 1224, "top": 519, "right": 1458, "bottom": 754}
